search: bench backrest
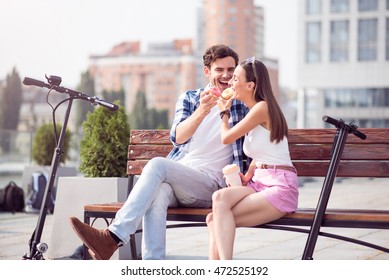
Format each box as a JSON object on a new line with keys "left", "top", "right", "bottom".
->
{"left": 127, "top": 128, "right": 389, "bottom": 178}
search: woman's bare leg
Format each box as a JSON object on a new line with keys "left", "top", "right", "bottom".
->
{"left": 212, "top": 186, "right": 256, "bottom": 259}
{"left": 206, "top": 213, "right": 220, "bottom": 260}
{"left": 232, "top": 192, "right": 286, "bottom": 227}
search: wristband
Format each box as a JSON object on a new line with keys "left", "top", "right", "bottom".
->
{"left": 219, "top": 109, "right": 231, "bottom": 119}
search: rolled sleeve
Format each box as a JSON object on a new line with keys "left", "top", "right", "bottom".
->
{"left": 169, "top": 89, "right": 201, "bottom": 146}
{"left": 167, "top": 89, "right": 202, "bottom": 160}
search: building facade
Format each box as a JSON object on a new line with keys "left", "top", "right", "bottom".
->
{"left": 87, "top": 0, "right": 279, "bottom": 124}
{"left": 204, "top": 0, "right": 259, "bottom": 60}
{"left": 297, "top": 0, "right": 389, "bottom": 128}
{"left": 88, "top": 40, "right": 196, "bottom": 122}
{"left": 202, "top": 0, "right": 279, "bottom": 100}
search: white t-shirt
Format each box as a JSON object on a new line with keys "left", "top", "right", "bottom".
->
{"left": 243, "top": 125, "right": 292, "bottom": 166}
{"left": 178, "top": 106, "right": 233, "bottom": 186}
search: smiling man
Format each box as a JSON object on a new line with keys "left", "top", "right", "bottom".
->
{"left": 69, "top": 44, "right": 249, "bottom": 260}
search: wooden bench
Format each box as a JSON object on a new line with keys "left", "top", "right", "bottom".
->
{"left": 84, "top": 126, "right": 389, "bottom": 259}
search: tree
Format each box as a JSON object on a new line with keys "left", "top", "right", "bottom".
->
{"left": 149, "top": 108, "right": 169, "bottom": 129}
{"left": 0, "top": 67, "right": 22, "bottom": 130}
{"left": 74, "top": 70, "right": 95, "bottom": 131}
{"left": 0, "top": 67, "right": 23, "bottom": 153}
{"left": 0, "top": 85, "right": 3, "bottom": 129}
{"left": 130, "top": 91, "right": 149, "bottom": 129}
{"left": 102, "top": 88, "right": 125, "bottom": 108}
{"left": 79, "top": 101, "right": 130, "bottom": 177}
{"left": 130, "top": 91, "right": 169, "bottom": 129}
{"left": 31, "top": 123, "right": 72, "bottom": 165}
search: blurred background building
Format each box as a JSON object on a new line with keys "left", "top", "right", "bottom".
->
{"left": 297, "top": 0, "right": 389, "bottom": 128}
{"left": 87, "top": 0, "right": 280, "bottom": 123}
{"left": 88, "top": 40, "right": 196, "bottom": 122}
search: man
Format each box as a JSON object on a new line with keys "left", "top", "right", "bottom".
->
{"left": 69, "top": 44, "right": 249, "bottom": 260}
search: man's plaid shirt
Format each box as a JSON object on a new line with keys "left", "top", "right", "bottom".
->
{"left": 167, "top": 87, "right": 250, "bottom": 173}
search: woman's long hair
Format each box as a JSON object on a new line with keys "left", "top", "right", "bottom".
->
{"left": 241, "top": 59, "right": 288, "bottom": 143}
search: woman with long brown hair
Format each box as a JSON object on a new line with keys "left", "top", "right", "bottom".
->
{"left": 206, "top": 57, "right": 298, "bottom": 260}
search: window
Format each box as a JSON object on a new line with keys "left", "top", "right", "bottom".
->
{"left": 358, "top": 19, "right": 378, "bottom": 61}
{"left": 372, "top": 88, "right": 389, "bottom": 107}
{"left": 330, "top": 20, "right": 349, "bottom": 61}
{"left": 387, "top": 18, "right": 389, "bottom": 60}
{"left": 306, "top": 22, "right": 321, "bottom": 62}
{"left": 306, "top": 0, "right": 321, "bottom": 15}
{"left": 331, "top": 0, "right": 349, "bottom": 13}
{"left": 358, "top": 0, "right": 378, "bottom": 11}
{"left": 324, "top": 88, "right": 389, "bottom": 109}
{"left": 355, "top": 89, "right": 371, "bottom": 107}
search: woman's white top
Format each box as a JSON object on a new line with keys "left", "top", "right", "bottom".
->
{"left": 243, "top": 124, "right": 292, "bottom": 166}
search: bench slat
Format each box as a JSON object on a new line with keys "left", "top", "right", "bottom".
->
{"left": 129, "top": 128, "right": 389, "bottom": 145}
{"left": 84, "top": 203, "right": 389, "bottom": 225}
{"left": 128, "top": 145, "right": 172, "bottom": 159}
{"left": 128, "top": 144, "right": 389, "bottom": 161}
{"left": 130, "top": 130, "right": 172, "bottom": 145}
{"left": 288, "top": 128, "right": 389, "bottom": 144}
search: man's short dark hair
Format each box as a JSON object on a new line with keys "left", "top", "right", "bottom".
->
{"left": 203, "top": 44, "right": 239, "bottom": 68}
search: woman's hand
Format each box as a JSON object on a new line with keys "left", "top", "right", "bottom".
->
{"left": 239, "top": 172, "right": 253, "bottom": 186}
{"left": 217, "top": 95, "right": 233, "bottom": 111}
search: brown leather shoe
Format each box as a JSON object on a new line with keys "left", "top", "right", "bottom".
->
{"left": 69, "top": 217, "right": 118, "bottom": 260}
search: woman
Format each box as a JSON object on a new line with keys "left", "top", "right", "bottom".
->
{"left": 206, "top": 57, "right": 298, "bottom": 260}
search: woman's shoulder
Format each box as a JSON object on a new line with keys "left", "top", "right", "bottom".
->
{"left": 251, "top": 101, "right": 268, "bottom": 116}
{"left": 253, "top": 100, "right": 267, "bottom": 109}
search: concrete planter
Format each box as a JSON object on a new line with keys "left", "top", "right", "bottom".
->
{"left": 47, "top": 176, "right": 140, "bottom": 260}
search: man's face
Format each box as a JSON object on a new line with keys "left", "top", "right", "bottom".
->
{"left": 205, "top": 56, "right": 236, "bottom": 92}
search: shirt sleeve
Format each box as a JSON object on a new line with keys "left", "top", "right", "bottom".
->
{"left": 230, "top": 100, "right": 251, "bottom": 173}
{"left": 169, "top": 89, "right": 200, "bottom": 147}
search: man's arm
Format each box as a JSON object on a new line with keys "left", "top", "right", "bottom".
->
{"left": 174, "top": 88, "right": 218, "bottom": 144}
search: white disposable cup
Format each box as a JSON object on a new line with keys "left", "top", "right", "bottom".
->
{"left": 222, "top": 163, "right": 242, "bottom": 186}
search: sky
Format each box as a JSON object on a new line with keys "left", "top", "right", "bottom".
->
{"left": 0, "top": 0, "right": 298, "bottom": 90}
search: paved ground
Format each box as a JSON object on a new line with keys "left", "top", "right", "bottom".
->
{"left": 1, "top": 177, "right": 389, "bottom": 260}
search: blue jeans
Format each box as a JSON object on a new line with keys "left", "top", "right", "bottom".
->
{"left": 109, "top": 157, "right": 220, "bottom": 259}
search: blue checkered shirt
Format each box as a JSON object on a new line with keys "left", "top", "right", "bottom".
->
{"left": 167, "top": 87, "right": 250, "bottom": 173}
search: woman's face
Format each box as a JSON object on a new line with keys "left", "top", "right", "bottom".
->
{"left": 228, "top": 65, "right": 254, "bottom": 102}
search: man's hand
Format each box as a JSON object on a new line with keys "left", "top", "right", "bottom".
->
{"left": 199, "top": 88, "right": 218, "bottom": 115}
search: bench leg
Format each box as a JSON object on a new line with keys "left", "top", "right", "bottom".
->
{"left": 83, "top": 211, "right": 91, "bottom": 260}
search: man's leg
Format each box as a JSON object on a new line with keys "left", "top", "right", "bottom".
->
{"left": 142, "top": 182, "right": 177, "bottom": 259}
{"left": 140, "top": 159, "right": 220, "bottom": 259}
{"left": 110, "top": 157, "right": 219, "bottom": 244}
{"left": 71, "top": 157, "right": 219, "bottom": 259}
{"left": 70, "top": 157, "right": 176, "bottom": 260}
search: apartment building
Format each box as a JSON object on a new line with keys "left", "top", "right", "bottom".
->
{"left": 297, "top": 0, "right": 389, "bottom": 128}
{"left": 88, "top": 40, "right": 196, "bottom": 122}
{"left": 200, "top": 0, "right": 278, "bottom": 99}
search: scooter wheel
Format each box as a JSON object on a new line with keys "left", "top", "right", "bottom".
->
{"left": 36, "top": 242, "right": 48, "bottom": 253}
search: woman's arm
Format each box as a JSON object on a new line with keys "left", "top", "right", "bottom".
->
{"left": 220, "top": 101, "right": 269, "bottom": 145}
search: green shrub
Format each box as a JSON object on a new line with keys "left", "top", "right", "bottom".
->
{"left": 32, "top": 123, "right": 72, "bottom": 166}
{"left": 79, "top": 101, "right": 130, "bottom": 177}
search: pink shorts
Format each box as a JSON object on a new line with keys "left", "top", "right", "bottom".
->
{"left": 247, "top": 168, "right": 298, "bottom": 213}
